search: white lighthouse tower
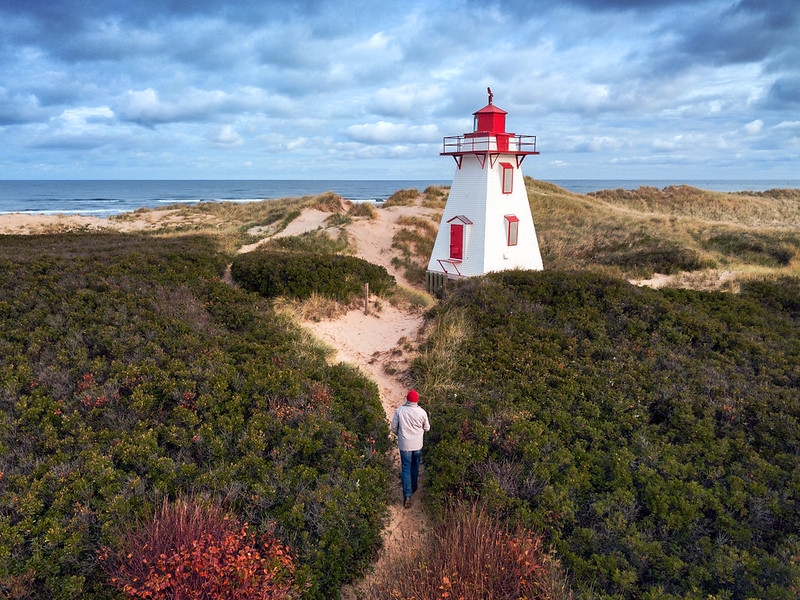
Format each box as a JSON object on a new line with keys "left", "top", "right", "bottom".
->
{"left": 426, "top": 89, "right": 543, "bottom": 293}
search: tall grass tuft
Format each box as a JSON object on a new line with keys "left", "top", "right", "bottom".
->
{"left": 275, "top": 292, "right": 348, "bottom": 322}
{"left": 382, "top": 188, "right": 420, "bottom": 207}
{"left": 422, "top": 185, "right": 449, "bottom": 209}
{"left": 310, "top": 191, "right": 346, "bottom": 213}
{"left": 364, "top": 502, "right": 573, "bottom": 599}
{"left": 391, "top": 214, "right": 440, "bottom": 283}
{"left": 348, "top": 201, "right": 378, "bottom": 219}
{"left": 260, "top": 228, "right": 353, "bottom": 255}
{"left": 413, "top": 306, "right": 470, "bottom": 394}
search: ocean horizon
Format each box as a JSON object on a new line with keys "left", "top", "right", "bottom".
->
{"left": 1, "top": 179, "right": 799, "bottom": 217}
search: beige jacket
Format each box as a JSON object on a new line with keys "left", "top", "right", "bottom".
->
{"left": 391, "top": 402, "right": 430, "bottom": 451}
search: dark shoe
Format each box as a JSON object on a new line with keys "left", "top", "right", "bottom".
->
{"left": 404, "top": 497, "right": 411, "bottom": 509}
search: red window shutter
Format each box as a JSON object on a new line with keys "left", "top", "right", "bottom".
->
{"left": 505, "top": 215, "right": 519, "bottom": 246}
{"left": 500, "top": 162, "right": 513, "bottom": 194}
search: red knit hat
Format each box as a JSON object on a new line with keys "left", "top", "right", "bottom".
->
{"left": 407, "top": 389, "right": 419, "bottom": 403}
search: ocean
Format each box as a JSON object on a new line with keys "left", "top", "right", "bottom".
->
{"left": 1, "top": 179, "right": 798, "bottom": 217}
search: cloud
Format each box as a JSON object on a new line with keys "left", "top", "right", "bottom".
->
{"left": 344, "top": 122, "right": 440, "bottom": 144}
{"left": 0, "top": 88, "right": 46, "bottom": 125}
{"left": 0, "top": 0, "right": 798, "bottom": 179}
{"left": 743, "top": 119, "right": 764, "bottom": 135}
{"left": 763, "top": 76, "right": 800, "bottom": 109}
{"left": 27, "top": 106, "right": 121, "bottom": 150}
{"left": 114, "top": 87, "right": 270, "bottom": 127}
{"left": 209, "top": 125, "right": 244, "bottom": 147}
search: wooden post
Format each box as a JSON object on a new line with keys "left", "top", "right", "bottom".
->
{"left": 364, "top": 282, "right": 369, "bottom": 315}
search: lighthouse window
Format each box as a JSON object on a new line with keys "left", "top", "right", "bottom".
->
{"left": 505, "top": 215, "right": 519, "bottom": 246}
{"left": 500, "top": 162, "right": 514, "bottom": 194}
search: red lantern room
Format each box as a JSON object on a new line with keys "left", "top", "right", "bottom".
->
{"left": 473, "top": 95, "right": 507, "bottom": 134}
{"left": 441, "top": 88, "right": 538, "bottom": 167}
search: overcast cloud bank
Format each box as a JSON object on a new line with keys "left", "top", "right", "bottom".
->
{"left": 1, "top": 0, "right": 798, "bottom": 180}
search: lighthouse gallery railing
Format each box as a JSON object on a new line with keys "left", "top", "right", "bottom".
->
{"left": 441, "top": 134, "right": 537, "bottom": 154}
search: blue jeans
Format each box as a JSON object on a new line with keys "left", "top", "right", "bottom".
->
{"left": 400, "top": 449, "right": 421, "bottom": 499}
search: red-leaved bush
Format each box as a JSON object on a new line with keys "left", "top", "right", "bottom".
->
{"left": 100, "top": 498, "right": 297, "bottom": 599}
{"left": 364, "top": 501, "right": 573, "bottom": 599}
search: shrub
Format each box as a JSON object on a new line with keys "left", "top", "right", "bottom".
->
{"left": 231, "top": 251, "right": 395, "bottom": 301}
{"left": 0, "top": 233, "right": 392, "bottom": 598}
{"left": 364, "top": 502, "right": 573, "bottom": 599}
{"left": 414, "top": 270, "right": 800, "bottom": 599}
{"left": 100, "top": 498, "right": 298, "bottom": 599}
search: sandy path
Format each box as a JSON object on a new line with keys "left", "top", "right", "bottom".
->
{"left": 239, "top": 201, "right": 434, "bottom": 592}
{"left": 304, "top": 304, "right": 429, "bottom": 596}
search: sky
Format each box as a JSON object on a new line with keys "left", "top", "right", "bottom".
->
{"left": 1, "top": 0, "right": 798, "bottom": 181}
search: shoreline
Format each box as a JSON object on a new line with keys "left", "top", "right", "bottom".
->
{"left": 2, "top": 180, "right": 799, "bottom": 223}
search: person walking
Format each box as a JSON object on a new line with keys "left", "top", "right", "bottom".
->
{"left": 390, "top": 389, "right": 430, "bottom": 508}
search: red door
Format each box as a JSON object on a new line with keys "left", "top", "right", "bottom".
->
{"left": 496, "top": 133, "right": 510, "bottom": 152}
{"left": 450, "top": 223, "right": 463, "bottom": 259}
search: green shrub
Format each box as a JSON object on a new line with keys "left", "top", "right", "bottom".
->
{"left": 0, "top": 234, "right": 392, "bottom": 599}
{"left": 231, "top": 251, "right": 395, "bottom": 301}
{"left": 414, "top": 270, "right": 800, "bottom": 600}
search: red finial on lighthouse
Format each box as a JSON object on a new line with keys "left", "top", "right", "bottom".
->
{"left": 487, "top": 87, "right": 493, "bottom": 105}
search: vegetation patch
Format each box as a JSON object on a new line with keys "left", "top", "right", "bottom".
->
{"left": 527, "top": 178, "right": 800, "bottom": 278}
{"left": 259, "top": 228, "right": 352, "bottom": 255}
{"left": 231, "top": 250, "right": 395, "bottom": 302}
{"left": 421, "top": 185, "right": 448, "bottom": 209}
{"left": 391, "top": 215, "right": 440, "bottom": 284}
{"left": 347, "top": 201, "right": 378, "bottom": 219}
{"left": 702, "top": 231, "right": 797, "bottom": 267}
{"left": 308, "top": 191, "right": 345, "bottom": 213}
{"left": 100, "top": 498, "right": 298, "bottom": 599}
{"left": 381, "top": 188, "right": 419, "bottom": 207}
{"left": 0, "top": 233, "right": 392, "bottom": 599}
{"left": 365, "top": 502, "right": 573, "bottom": 599}
{"left": 414, "top": 269, "right": 800, "bottom": 599}
{"left": 593, "top": 236, "right": 711, "bottom": 276}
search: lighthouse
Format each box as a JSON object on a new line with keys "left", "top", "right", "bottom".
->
{"left": 426, "top": 89, "right": 543, "bottom": 293}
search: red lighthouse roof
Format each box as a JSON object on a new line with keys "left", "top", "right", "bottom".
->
{"left": 473, "top": 88, "right": 508, "bottom": 134}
